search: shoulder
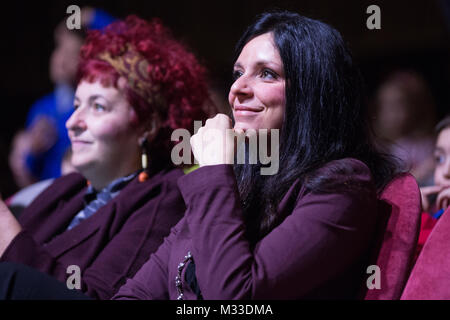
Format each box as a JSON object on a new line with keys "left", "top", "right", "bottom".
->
{"left": 124, "top": 167, "right": 185, "bottom": 200}
{"left": 31, "top": 92, "right": 56, "bottom": 108}
{"left": 28, "top": 93, "right": 57, "bottom": 114}
{"left": 148, "top": 167, "right": 185, "bottom": 189}
{"left": 8, "top": 179, "right": 55, "bottom": 207}
{"left": 313, "top": 158, "right": 372, "bottom": 180}
{"left": 291, "top": 158, "right": 378, "bottom": 226}
{"left": 303, "top": 158, "right": 374, "bottom": 195}
{"left": 32, "top": 172, "right": 86, "bottom": 202}
{"left": 52, "top": 172, "right": 87, "bottom": 187}
{"left": 18, "top": 173, "right": 86, "bottom": 222}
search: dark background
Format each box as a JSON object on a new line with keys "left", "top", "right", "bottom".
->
{"left": 1, "top": 0, "right": 449, "bottom": 197}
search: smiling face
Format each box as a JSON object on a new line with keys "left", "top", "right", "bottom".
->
{"left": 229, "top": 32, "right": 286, "bottom": 131}
{"left": 434, "top": 127, "right": 450, "bottom": 187}
{"left": 66, "top": 79, "right": 142, "bottom": 189}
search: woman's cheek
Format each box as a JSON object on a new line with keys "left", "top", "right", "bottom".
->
{"left": 95, "top": 120, "right": 130, "bottom": 141}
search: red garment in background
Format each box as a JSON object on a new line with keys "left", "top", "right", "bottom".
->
{"left": 415, "top": 212, "right": 439, "bottom": 261}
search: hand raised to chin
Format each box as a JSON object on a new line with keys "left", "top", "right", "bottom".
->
{"left": 190, "top": 114, "right": 237, "bottom": 167}
{"left": 437, "top": 186, "right": 450, "bottom": 212}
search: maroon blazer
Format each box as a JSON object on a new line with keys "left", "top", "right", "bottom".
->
{"left": 0, "top": 168, "right": 186, "bottom": 299}
{"left": 113, "top": 158, "right": 379, "bottom": 299}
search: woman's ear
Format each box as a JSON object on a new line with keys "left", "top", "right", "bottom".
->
{"left": 138, "top": 114, "right": 162, "bottom": 146}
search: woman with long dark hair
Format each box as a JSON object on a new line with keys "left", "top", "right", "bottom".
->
{"left": 112, "top": 11, "right": 399, "bottom": 300}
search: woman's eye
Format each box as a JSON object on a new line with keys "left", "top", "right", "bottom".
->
{"left": 261, "top": 69, "right": 277, "bottom": 79}
{"left": 435, "top": 154, "right": 445, "bottom": 165}
{"left": 73, "top": 103, "right": 80, "bottom": 111}
{"left": 232, "top": 70, "right": 243, "bottom": 80}
{"left": 93, "top": 103, "right": 106, "bottom": 112}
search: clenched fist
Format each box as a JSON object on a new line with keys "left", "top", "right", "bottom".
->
{"left": 190, "top": 114, "right": 245, "bottom": 167}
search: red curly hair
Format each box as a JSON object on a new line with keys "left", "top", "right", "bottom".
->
{"left": 77, "top": 15, "right": 210, "bottom": 159}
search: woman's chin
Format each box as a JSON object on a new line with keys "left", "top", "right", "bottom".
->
{"left": 70, "top": 158, "right": 93, "bottom": 175}
{"left": 233, "top": 121, "right": 258, "bottom": 132}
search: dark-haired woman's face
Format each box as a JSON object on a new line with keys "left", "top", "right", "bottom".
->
{"left": 229, "top": 32, "right": 285, "bottom": 131}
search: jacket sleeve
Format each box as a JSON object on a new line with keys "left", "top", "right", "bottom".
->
{"left": 0, "top": 230, "right": 66, "bottom": 281}
{"left": 111, "top": 219, "right": 183, "bottom": 300}
{"left": 178, "top": 162, "right": 378, "bottom": 299}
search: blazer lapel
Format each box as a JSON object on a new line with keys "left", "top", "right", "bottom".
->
{"left": 41, "top": 168, "right": 173, "bottom": 258}
{"left": 44, "top": 201, "right": 117, "bottom": 257}
{"left": 33, "top": 191, "right": 85, "bottom": 244}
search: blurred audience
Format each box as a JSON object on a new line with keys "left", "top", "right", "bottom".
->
{"left": 373, "top": 70, "right": 438, "bottom": 186}
{"left": 8, "top": 7, "right": 115, "bottom": 188}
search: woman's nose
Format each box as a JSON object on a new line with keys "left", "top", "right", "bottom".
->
{"left": 230, "top": 75, "right": 253, "bottom": 99}
{"left": 65, "top": 107, "right": 86, "bottom": 131}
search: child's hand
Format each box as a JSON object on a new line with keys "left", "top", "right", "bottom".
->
{"left": 437, "top": 187, "right": 450, "bottom": 211}
{"left": 420, "top": 185, "right": 446, "bottom": 212}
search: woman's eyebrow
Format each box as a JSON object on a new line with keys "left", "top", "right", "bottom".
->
{"left": 254, "top": 60, "right": 279, "bottom": 67}
{"left": 233, "top": 62, "right": 243, "bottom": 69}
{"left": 88, "top": 94, "right": 111, "bottom": 104}
{"left": 234, "top": 60, "right": 282, "bottom": 70}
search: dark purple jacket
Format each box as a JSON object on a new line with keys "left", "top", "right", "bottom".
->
{"left": 0, "top": 168, "right": 186, "bottom": 299}
{"left": 113, "top": 158, "right": 379, "bottom": 299}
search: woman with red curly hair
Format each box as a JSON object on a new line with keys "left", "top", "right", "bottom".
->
{"left": 0, "top": 15, "right": 209, "bottom": 299}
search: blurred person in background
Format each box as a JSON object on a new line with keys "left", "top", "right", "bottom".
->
{"left": 415, "top": 115, "right": 450, "bottom": 258}
{"left": 373, "top": 70, "right": 438, "bottom": 186}
{"left": 8, "top": 7, "right": 115, "bottom": 188}
{"left": 6, "top": 149, "right": 76, "bottom": 218}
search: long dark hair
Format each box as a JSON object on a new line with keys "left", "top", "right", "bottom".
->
{"left": 232, "top": 11, "right": 401, "bottom": 244}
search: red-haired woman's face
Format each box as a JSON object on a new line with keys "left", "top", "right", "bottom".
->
{"left": 229, "top": 32, "right": 286, "bottom": 131}
{"left": 66, "top": 80, "right": 141, "bottom": 186}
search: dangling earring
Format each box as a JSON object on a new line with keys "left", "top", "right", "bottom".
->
{"left": 139, "top": 138, "right": 149, "bottom": 182}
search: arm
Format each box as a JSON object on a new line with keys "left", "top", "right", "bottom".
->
{"left": 1, "top": 177, "right": 184, "bottom": 300}
{"left": 179, "top": 163, "right": 378, "bottom": 299}
{"left": 112, "top": 219, "right": 182, "bottom": 300}
{"left": 420, "top": 185, "right": 445, "bottom": 212}
{"left": 0, "top": 200, "right": 22, "bottom": 256}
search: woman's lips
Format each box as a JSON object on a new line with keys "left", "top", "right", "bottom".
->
{"left": 71, "top": 140, "right": 92, "bottom": 150}
{"left": 234, "top": 105, "right": 264, "bottom": 116}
